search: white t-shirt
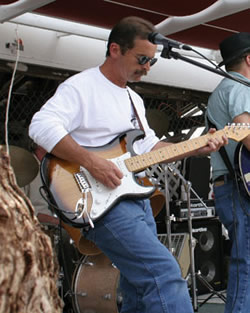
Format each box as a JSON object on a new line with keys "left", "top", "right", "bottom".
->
{"left": 29, "top": 66, "right": 159, "bottom": 155}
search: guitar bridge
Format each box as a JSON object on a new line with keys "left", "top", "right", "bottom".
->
{"left": 74, "top": 171, "right": 90, "bottom": 193}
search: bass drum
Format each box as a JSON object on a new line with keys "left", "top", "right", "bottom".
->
{"left": 72, "top": 253, "right": 121, "bottom": 313}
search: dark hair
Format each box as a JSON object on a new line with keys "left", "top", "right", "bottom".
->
{"left": 226, "top": 49, "right": 250, "bottom": 71}
{"left": 106, "top": 16, "right": 156, "bottom": 57}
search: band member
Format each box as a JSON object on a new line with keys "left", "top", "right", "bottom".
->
{"left": 207, "top": 32, "right": 250, "bottom": 313}
{"left": 29, "top": 16, "right": 227, "bottom": 313}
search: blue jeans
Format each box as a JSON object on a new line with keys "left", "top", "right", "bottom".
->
{"left": 83, "top": 199, "right": 193, "bottom": 313}
{"left": 214, "top": 180, "right": 250, "bottom": 313}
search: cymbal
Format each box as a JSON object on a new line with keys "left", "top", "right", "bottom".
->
{"left": 3, "top": 145, "right": 39, "bottom": 187}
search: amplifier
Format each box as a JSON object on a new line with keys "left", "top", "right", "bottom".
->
{"left": 170, "top": 199, "right": 216, "bottom": 221}
{"left": 158, "top": 233, "right": 190, "bottom": 278}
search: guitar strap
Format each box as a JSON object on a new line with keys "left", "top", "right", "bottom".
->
{"left": 127, "top": 88, "right": 145, "bottom": 132}
{"left": 206, "top": 117, "right": 235, "bottom": 178}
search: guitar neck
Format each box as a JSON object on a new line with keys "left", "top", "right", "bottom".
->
{"left": 125, "top": 129, "right": 225, "bottom": 172}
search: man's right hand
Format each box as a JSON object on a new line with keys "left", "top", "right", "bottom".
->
{"left": 87, "top": 154, "right": 123, "bottom": 189}
{"left": 51, "top": 134, "right": 123, "bottom": 189}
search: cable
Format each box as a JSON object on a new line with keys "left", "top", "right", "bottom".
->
{"left": 4, "top": 27, "right": 21, "bottom": 155}
{"left": 189, "top": 47, "right": 220, "bottom": 69}
{"left": 39, "top": 185, "right": 85, "bottom": 218}
{"left": 190, "top": 47, "right": 250, "bottom": 88}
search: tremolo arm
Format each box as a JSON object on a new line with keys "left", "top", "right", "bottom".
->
{"left": 74, "top": 170, "right": 94, "bottom": 228}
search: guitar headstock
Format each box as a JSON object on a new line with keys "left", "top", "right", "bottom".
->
{"left": 223, "top": 123, "right": 250, "bottom": 142}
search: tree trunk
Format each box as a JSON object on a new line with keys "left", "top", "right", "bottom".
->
{"left": 0, "top": 146, "right": 63, "bottom": 313}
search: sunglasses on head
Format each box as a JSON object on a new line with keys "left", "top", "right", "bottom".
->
{"left": 137, "top": 55, "right": 158, "bottom": 66}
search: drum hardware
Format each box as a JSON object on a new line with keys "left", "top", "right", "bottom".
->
{"left": 37, "top": 213, "right": 78, "bottom": 308}
{"left": 103, "top": 293, "right": 112, "bottom": 300}
{"left": 73, "top": 292, "right": 88, "bottom": 297}
{"left": 84, "top": 261, "right": 94, "bottom": 266}
{"left": 54, "top": 223, "right": 82, "bottom": 312}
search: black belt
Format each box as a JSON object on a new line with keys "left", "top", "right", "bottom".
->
{"left": 214, "top": 174, "right": 234, "bottom": 183}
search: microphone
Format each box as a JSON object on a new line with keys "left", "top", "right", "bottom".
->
{"left": 148, "top": 32, "right": 192, "bottom": 51}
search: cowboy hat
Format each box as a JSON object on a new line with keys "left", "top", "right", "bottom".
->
{"left": 218, "top": 32, "right": 250, "bottom": 67}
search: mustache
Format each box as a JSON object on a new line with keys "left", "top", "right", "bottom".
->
{"left": 135, "top": 69, "right": 147, "bottom": 76}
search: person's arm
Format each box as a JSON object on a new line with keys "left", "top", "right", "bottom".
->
{"left": 51, "top": 134, "right": 123, "bottom": 189}
{"left": 233, "top": 112, "right": 250, "bottom": 151}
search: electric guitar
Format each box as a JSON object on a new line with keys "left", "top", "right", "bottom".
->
{"left": 41, "top": 124, "right": 250, "bottom": 228}
{"left": 235, "top": 143, "right": 250, "bottom": 196}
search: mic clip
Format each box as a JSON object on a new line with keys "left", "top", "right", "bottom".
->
{"left": 160, "top": 45, "right": 179, "bottom": 60}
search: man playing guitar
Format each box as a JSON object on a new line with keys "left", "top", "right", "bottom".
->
{"left": 29, "top": 16, "right": 227, "bottom": 313}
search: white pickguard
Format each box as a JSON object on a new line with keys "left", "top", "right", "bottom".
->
{"left": 78, "top": 152, "right": 154, "bottom": 221}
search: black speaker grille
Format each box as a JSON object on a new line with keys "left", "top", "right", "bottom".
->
{"left": 171, "top": 218, "right": 225, "bottom": 294}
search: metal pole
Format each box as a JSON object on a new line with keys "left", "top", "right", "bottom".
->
{"left": 185, "top": 180, "right": 198, "bottom": 311}
{"left": 164, "top": 164, "right": 173, "bottom": 252}
{"left": 167, "top": 164, "right": 199, "bottom": 311}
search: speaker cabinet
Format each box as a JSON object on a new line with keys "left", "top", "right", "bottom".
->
{"left": 171, "top": 218, "right": 225, "bottom": 294}
{"left": 182, "top": 156, "right": 211, "bottom": 199}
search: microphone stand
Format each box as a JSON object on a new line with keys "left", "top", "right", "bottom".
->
{"left": 160, "top": 46, "right": 250, "bottom": 87}
{"left": 185, "top": 180, "right": 199, "bottom": 312}
{"left": 166, "top": 163, "right": 198, "bottom": 311}
{"left": 163, "top": 164, "right": 174, "bottom": 252}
